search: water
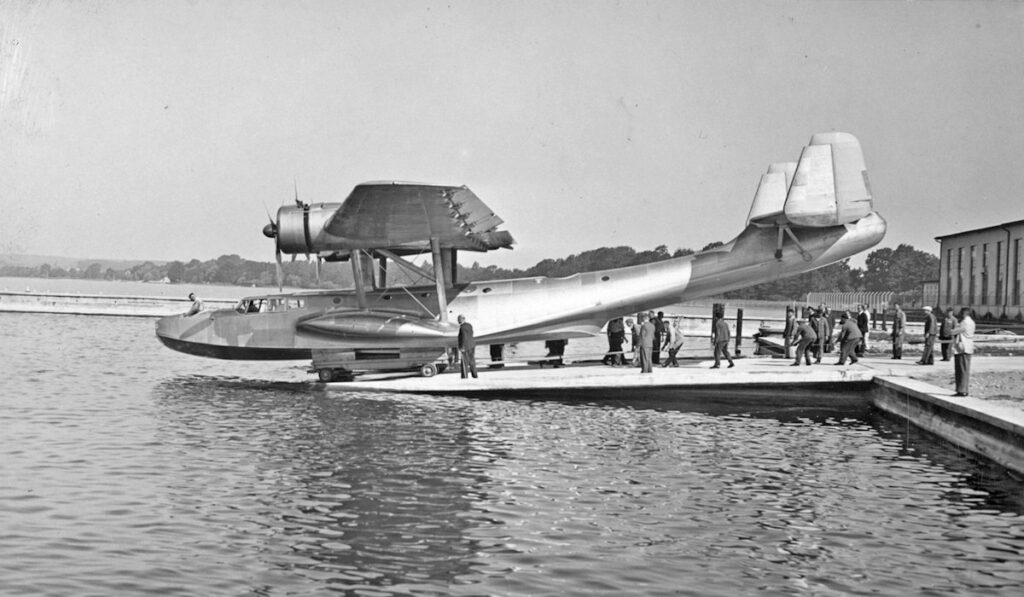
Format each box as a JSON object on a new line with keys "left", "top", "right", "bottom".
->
{"left": 2, "top": 311, "right": 1023, "bottom": 596}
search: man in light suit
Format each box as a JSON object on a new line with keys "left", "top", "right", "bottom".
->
{"left": 950, "top": 308, "right": 975, "bottom": 396}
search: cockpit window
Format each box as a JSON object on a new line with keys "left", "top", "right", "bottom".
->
{"left": 237, "top": 297, "right": 303, "bottom": 313}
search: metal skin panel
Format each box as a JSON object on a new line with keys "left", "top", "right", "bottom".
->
{"left": 767, "top": 161, "right": 796, "bottom": 189}
{"left": 784, "top": 144, "right": 839, "bottom": 227}
{"left": 155, "top": 132, "right": 887, "bottom": 365}
{"left": 746, "top": 171, "right": 787, "bottom": 225}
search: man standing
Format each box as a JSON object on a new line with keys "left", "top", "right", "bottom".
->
{"left": 603, "top": 317, "right": 626, "bottom": 366}
{"left": 457, "top": 314, "right": 478, "bottom": 379}
{"left": 917, "top": 306, "right": 937, "bottom": 365}
{"left": 638, "top": 313, "right": 655, "bottom": 373}
{"left": 950, "top": 308, "right": 975, "bottom": 396}
{"left": 939, "top": 307, "right": 956, "bottom": 362}
{"left": 856, "top": 304, "right": 870, "bottom": 357}
{"left": 891, "top": 304, "right": 906, "bottom": 359}
{"left": 782, "top": 307, "right": 796, "bottom": 360}
{"left": 711, "top": 313, "right": 734, "bottom": 369}
{"left": 835, "top": 312, "right": 862, "bottom": 365}
{"left": 823, "top": 306, "right": 836, "bottom": 353}
{"left": 814, "top": 309, "right": 829, "bottom": 363}
{"left": 627, "top": 317, "right": 639, "bottom": 366}
{"left": 791, "top": 317, "right": 818, "bottom": 366}
{"left": 651, "top": 311, "right": 664, "bottom": 365}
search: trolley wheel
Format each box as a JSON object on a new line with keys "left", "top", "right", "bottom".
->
{"left": 419, "top": 363, "right": 438, "bottom": 378}
{"left": 318, "top": 368, "right": 353, "bottom": 382}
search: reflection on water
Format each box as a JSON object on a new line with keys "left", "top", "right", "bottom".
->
{"left": 2, "top": 313, "right": 1023, "bottom": 595}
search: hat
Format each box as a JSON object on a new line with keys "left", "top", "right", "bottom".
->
{"left": 923, "top": 306, "right": 932, "bottom": 311}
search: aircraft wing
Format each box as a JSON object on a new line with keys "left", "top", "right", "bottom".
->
{"left": 324, "top": 183, "right": 515, "bottom": 253}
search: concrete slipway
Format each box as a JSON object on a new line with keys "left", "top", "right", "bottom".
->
{"left": 338, "top": 356, "right": 1024, "bottom": 476}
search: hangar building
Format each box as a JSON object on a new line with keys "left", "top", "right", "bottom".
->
{"left": 935, "top": 219, "right": 1024, "bottom": 318}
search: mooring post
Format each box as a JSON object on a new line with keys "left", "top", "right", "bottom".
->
{"left": 735, "top": 308, "right": 744, "bottom": 356}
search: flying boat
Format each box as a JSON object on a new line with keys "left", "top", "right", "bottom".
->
{"left": 156, "top": 132, "right": 886, "bottom": 380}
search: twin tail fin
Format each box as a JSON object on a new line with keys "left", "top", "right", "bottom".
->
{"left": 747, "top": 132, "right": 873, "bottom": 228}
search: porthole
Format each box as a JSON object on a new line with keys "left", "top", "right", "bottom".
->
{"left": 420, "top": 292, "right": 432, "bottom": 297}
{"left": 482, "top": 287, "right": 492, "bottom": 294}
{"left": 601, "top": 275, "right": 610, "bottom": 281}
{"left": 333, "top": 297, "right": 341, "bottom": 304}
{"left": 382, "top": 295, "right": 392, "bottom": 300}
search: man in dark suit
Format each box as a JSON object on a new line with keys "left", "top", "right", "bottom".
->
{"left": 457, "top": 314, "right": 478, "bottom": 379}
{"left": 891, "top": 304, "right": 906, "bottom": 359}
{"left": 856, "top": 304, "right": 870, "bottom": 356}
{"left": 651, "top": 311, "right": 665, "bottom": 365}
{"left": 783, "top": 307, "right": 796, "bottom": 359}
{"left": 835, "top": 311, "right": 862, "bottom": 365}
{"left": 791, "top": 317, "right": 817, "bottom": 366}
{"left": 939, "top": 307, "right": 956, "bottom": 361}
{"left": 711, "top": 313, "right": 734, "bottom": 369}
{"left": 917, "top": 306, "right": 937, "bottom": 365}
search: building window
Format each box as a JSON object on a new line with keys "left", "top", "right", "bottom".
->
{"left": 969, "top": 245, "right": 976, "bottom": 305}
{"left": 945, "top": 248, "right": 952, "bottom": 306}
{"left": 996, "top": 241, "right": 1003, "bottom": 307}
{"left": 981, "top": 243, "right": 988, "bottom": 306}
{"left": 1015, "top": 239, "right": 1022, "bottom": 307}
{"left": 957, "top": 247, "right": 963, "bottom": 304}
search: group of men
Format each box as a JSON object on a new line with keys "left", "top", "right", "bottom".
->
{"left": 784, "top": 303, "right": 872, "bottom": 367}
{"left": 782, "top": 301, "right": 977, "bottom": 396}
{"left": 604, "top": 311, "right": 687, "bottom": 373}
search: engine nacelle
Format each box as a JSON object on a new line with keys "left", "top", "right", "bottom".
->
{"left": 272, "top": 203, "right": 343, "bottom": 255}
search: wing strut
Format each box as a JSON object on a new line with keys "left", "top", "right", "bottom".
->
{"left": 350, "top": 249, "right": 368, "bottom": 309}
{"left": 430, "top": 238, "right": 450, "bottom": 323}
{"left": 777, "top": 225, "right": 814, "bottom": 262}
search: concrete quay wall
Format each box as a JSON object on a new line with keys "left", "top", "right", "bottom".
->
{"left": 0, "top": 291, "right": 236, "bottom": 317}
{"left": 871, "top": 376, "right": 1024, "bottom": 475}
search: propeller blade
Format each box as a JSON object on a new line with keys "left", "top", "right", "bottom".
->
{"left": 315, "top": 256, "right": 321, "bottom": 287}
{"left": 275, "top": 247, "right": 283, "bottom": 292}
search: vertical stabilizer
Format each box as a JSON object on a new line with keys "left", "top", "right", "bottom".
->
{"left": 782, "top": 132, "right": 873, "bottom": 227}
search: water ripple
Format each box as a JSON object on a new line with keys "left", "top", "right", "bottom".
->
{"left": 2, "top": 313, "right": 1023, "bottom": 595}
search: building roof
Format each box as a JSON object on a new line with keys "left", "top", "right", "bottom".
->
{"left": 935, "top": 218, "right": 1024, "bottom": 242}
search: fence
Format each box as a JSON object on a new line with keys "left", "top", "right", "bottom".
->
{"left": 804, "top": 292, "right": 894, "bottom": 313}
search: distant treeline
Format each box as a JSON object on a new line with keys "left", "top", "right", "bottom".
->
{"left": 1, "top": 243, "right": 937, "bottom": 301}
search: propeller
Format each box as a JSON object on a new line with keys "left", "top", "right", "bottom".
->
{"left": 263, "top": 205, "right": 283, "bottom": 291}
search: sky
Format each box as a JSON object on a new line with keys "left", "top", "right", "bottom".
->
{"left": 1, "top": 0, "right": 1022, "bottom": 270}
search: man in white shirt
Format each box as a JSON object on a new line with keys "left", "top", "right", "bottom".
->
{"left": 950, "top": 307, "right": 975, "bottom": 397}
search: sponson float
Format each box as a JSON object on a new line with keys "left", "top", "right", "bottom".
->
{"left": 156, "top": 132, "right": 886, "bottom": 380}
